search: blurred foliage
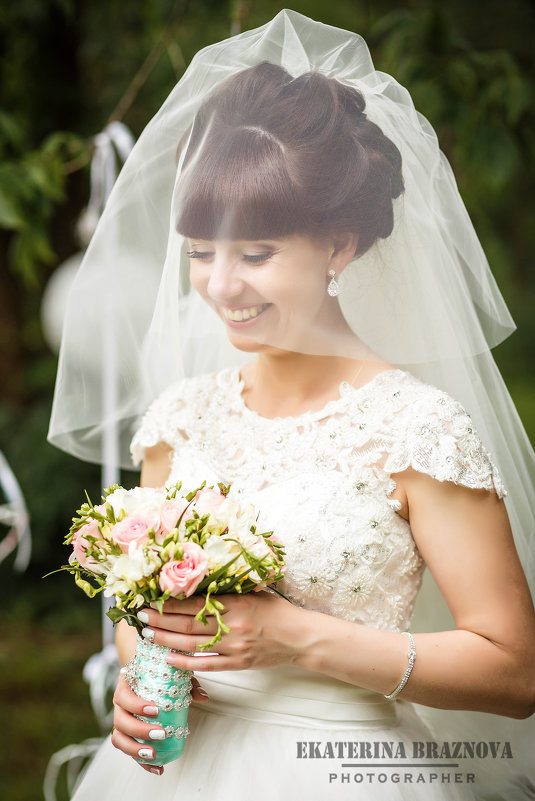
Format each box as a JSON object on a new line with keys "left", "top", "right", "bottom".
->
{"left": 1, "top": 583, "right": 101, "bottom": 801}
{"left": 0, "top": 1, "right": 534, "bottom": 798}
{"left": 0, "top": 119, "right": 89, "bottom": 288}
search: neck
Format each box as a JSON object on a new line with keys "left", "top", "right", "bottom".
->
{"left": 241, "top": 347, "right": 381, "bottom": 418}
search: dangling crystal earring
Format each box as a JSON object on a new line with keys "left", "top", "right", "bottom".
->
{"left": 327, "top": 269, "right": 340, "bottom": 297}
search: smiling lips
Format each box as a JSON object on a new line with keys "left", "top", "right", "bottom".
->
{"left": 222, "top": 303, "right": 270, "bottom": 322}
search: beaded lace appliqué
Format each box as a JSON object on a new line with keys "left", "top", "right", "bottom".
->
{"left": 131, "top": 368, "right": 505, "bottom": 633}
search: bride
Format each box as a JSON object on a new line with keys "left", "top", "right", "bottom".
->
{"left": 48, "top": 10, "right": 535, "bottom": 801}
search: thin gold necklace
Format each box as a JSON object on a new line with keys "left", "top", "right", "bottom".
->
{"left": 346, "top": 360, "right": 365, "bottom": 389}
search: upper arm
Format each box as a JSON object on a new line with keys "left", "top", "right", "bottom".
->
{"left": 116, "top": 442, "right": 172, "bottom": 659}
{"left": 394, "top": 468, "right": 535, "bottom": 651}
{"left": 140, "top": 442, "right": 174, "bottom": 488}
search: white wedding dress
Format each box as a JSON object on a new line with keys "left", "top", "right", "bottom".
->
{"left": 71, "top": 367, "right": 509, "bottom": 801}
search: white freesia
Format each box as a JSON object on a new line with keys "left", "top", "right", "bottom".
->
{"left": 203, "top": 535, "right": 248, "bottom": 575}
{"left": 106, "top": 486, "right": 167, "bottom": 518}
{"left": 104, "top": 545, "right": 162, "bottom": 594}
{"left": 103, "top": 579, "right": 129, "bottom": 597}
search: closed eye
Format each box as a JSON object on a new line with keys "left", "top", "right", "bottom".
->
{"left": 187, "top": 250, "right": 274, "bottom": 264}
{"left": 242, "top": 252, "right": 273, "bottom": 264}
{"left": 187, "top": 250, "right": 214, "bottom": 261}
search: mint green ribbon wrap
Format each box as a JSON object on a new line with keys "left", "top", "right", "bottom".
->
{"left": 123, "top": 634, "right": 193, "bottom": 765}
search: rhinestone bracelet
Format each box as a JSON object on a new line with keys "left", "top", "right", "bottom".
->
{"left": 384, "top": 632, "right": 416, "bottom": 700}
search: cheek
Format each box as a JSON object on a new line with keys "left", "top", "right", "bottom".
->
{"left": 189, "top": 265, "right": 208, "bottom": 297}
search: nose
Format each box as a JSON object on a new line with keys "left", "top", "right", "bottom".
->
{"left": 206, "top": 254, "right": 244, "bottom": 304}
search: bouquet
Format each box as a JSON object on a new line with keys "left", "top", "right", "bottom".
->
{"left": 53, "top": 481, "right": 286, "bottom": 764}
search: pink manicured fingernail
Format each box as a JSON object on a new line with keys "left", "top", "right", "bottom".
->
{"left": 197, "top": 687, "right": 209, "bottom": 698}
{"left": 150, "top": 767, "right": 163, "bottom": 775}
{"left": 143, "top": 705, "right": 159, "bottom": 715}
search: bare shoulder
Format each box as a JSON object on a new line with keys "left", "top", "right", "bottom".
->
{"left": 140, "top": 442, "right": 173, "bottom": 488}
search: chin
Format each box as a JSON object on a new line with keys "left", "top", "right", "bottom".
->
{"left": 226, "top": 333, "right": 277, "bottom": 355}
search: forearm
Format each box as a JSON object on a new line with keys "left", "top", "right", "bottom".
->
{"left": 290, "top": 607, "right": 535, "bottom": 719}
{"left": 116, "top": 619, "right": 138, "bottom": 666}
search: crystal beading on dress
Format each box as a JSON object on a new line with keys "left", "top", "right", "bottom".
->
{"left": 130, "top": 368, "right": 505, "bottom": 634}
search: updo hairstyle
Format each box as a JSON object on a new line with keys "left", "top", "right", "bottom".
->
{"left": 176, "top": 62, "right": 404, "bottom": 256}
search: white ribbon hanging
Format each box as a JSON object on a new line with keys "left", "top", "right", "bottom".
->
{"left": 77, "top": 121, "right": 135, "bottom": 244}
{"left": 0, "top": 450, "right": 31, "bottom": 571}
{"left": 44, "top": 121, "right": 135, "bottom": 801}
{"left": 83, "top": 643, "right": 121, "bottom": 731}
{"left": 43, "top": 739, "right": 105, "bottom": 801}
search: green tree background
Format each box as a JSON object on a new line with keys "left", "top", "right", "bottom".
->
{"left": 1, "top": 1, "right": 533, "bottom": 799}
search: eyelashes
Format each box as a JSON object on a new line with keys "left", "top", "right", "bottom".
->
{"left": 243, "top": 252, "right": 273, "bottom": 264}
{"left": 186, "top": 250, "right": 212, "bottom": 260}
{"left": 186, "top": 250, "right": 273, "bottom": 264}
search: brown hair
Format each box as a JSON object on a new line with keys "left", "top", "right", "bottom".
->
{"left": 175, "top": 62, "right": 404, "bottom": 256}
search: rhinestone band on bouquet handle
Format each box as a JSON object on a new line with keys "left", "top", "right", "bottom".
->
{"left": 122, "top": 636, "right": 192, "bottom": 763}
{"left": 47, "top": 481, "right": 286, "bottom": 765}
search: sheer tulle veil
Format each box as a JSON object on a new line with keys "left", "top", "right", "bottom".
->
{"left": 48, "top": 10, "right": 535, "bottom": 795}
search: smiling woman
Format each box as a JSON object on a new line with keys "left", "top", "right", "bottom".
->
{"left": 186, "top": 234, "right": 359, "bottom": 358}
{"left": 48, "top": 9, "right": 535, "bottom": 801}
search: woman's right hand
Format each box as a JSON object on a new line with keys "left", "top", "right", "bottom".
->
{"left": 111, "top": 674, "right": 209, "bottom": 775}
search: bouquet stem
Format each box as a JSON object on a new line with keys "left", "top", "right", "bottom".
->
{"left": 122, "top": 634, "right": 193, "bottom": 765}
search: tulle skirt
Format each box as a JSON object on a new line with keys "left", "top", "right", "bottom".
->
{"left": 70, "top": 666, "right": 512, "bottom": 801}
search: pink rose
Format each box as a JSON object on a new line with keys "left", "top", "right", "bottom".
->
{"left": 159, "top": 542, "right": 208, "bottom": 597}
{"left": 72, "top": 519, "right": 103, "bottom": 571}
{"left": 111, "top": 511, "right": 160, "bottom": 553}
{"left": 193, "top": 488, "right": 226, "bottom": 518}
{"left": 160, "top": 498, "right": 192, "bottom": 536}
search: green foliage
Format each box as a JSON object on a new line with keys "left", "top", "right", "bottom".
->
{"left": 371, "top": 8, "right": 534, "bottom": 195}
{"left": 0, "top": 119, "right": 89, "bottom": 287}
{"left": 0, "top": 605, "right": 100, "bottom": 801}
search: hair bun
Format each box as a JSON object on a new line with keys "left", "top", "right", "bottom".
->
{"left": 178, "top": 63, "right": 404, "bottom": 256}
{"left": 335, "top": 81, "right": 367, "bottom": 119}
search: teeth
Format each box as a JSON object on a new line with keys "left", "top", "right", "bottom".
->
{"left": 223, "top": 304, "right": 267, "bottom": 322}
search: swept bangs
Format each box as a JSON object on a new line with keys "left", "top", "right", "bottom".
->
{"left": 175, "top": 126, "right": 308, "bottom": 241}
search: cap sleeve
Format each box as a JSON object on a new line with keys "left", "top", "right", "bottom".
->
{"left": 130, "top": 381, "right": 186, "bottom": 467}
{"left": 386, "top": 387, "right": 506, "bottom": 498}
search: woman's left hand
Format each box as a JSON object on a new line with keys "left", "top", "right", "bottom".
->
{"left": 138, "top": 591, "right": 305, "bottom": 672}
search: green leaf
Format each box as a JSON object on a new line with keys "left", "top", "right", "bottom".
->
{"left": 74, "top": 573, "right": 103, "bottom": 598}
{"left": 106, "top": 606, "right": 143, "bottom": 631}
{"left": 0, "top": 189, "right": 25, "bottom": 229}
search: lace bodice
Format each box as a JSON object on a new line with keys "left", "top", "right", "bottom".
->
{"left": 131, "top": 368, "right": 504, "bottom": 632}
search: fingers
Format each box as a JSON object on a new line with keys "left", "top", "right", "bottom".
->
{"left": 111, "top": 674, "right": 209, "bottom": 773}
{"left": 165, "top": 650, "right": 241, "bottom": 672}
{"left": 110, "top": 723, "right": 163, "bottom": 773}
{"left": 150, "top": 597, "right": 206, "bottom": 615}
{"left": 139, "top": 626, "right": 224, "bottom": 654}
{"left": 114, "top": 675, "right": 160, "bottom": 716}
{"left": 141, "top": 764, "right": 164, "bottom": 776}
{"left": 113, "top": 698, "right": 164, "bottom": 742}
{"left": 114, "top": 682, "right": 163, "bottom": 735}
{"left": 142, "top": 607, "right": 219, "bottom": 636}
{"left": 191, "top": 676, "right": 210, "bottom": 703}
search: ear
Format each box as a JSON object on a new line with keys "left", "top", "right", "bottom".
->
{"left": 328, "top": 233, "right": 359, "bottom": 275}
